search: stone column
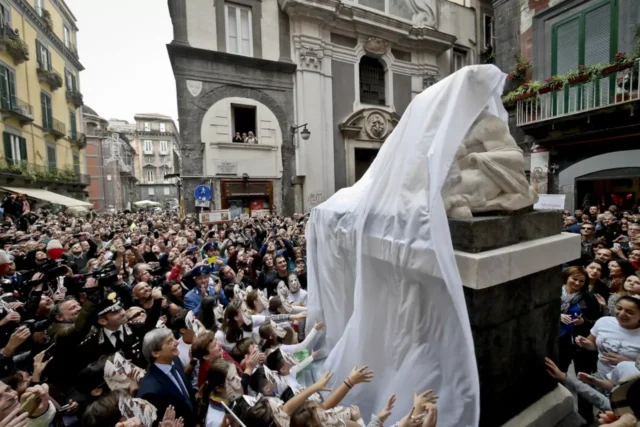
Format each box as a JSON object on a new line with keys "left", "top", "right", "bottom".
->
{"left": 450, "top": 211, "right": 582, "bottom": 427}
{"left": 291, "top": 175, "right": 305, "bottom": 214}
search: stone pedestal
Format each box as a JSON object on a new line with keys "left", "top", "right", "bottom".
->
{"left": 452, "top": 212, "right": 581, "bottom": 427}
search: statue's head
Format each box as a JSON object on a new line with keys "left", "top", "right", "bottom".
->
{"left": 469, "top": 114, "right": 518, "bottom": 152}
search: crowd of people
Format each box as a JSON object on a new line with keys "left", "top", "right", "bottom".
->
{"left": 0, "top": 202, "right": 439, "bottom": 427}
{"left": 553, "top": 205, "right": 640, "bottom": 425}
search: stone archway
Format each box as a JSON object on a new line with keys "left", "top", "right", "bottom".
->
{"left": 181, "top": 84, "right": 295, "bottom": 214}
{"left": 339, "top": 108, "right": 400, "bottom": 186}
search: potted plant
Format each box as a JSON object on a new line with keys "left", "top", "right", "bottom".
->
{"left": 514, "top": 82, "right": 541, "bottom": 101}
{"left": 42, "top": 9, "right": 53, "bottom": 32}
{"left": 566, "top": 65, "right": 591, "bottom": 85}
{"left": 539, "top": 75, "right": 565, "bottom": 94}
{"left": 507, "top": 55, "right": 531, "bottom": 82}
{"left": 601, "top": 52, "right": 635, "bottom": 76}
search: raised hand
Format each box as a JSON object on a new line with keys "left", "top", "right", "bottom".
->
{"left": 376, "top": 394, "right": 396, "bottom": 423}
{"left": 348, "top": 365, "right": 375, "bottom": 385}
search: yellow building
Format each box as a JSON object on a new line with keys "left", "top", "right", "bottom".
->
{"left": 0, "top": 0, "right": 87, "bottom": 200}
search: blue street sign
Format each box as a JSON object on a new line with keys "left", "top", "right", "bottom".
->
{"left": 194, "top": 185, "right": 212, "bottom": 202}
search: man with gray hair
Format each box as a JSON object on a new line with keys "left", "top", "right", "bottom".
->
{"left": 137, "top": 328, "right": 193, "bottom": 426}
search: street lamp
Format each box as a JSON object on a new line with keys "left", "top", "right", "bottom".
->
{"left": 291, "top": 124, "right": 311, "bottom": 141}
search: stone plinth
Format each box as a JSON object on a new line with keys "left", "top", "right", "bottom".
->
{"left": 452, "top": 213, "right": 581, "bottom": 427}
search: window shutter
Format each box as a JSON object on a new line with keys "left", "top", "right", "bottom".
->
{"left": 35, "top": 39, "right": 41, "bottom": 67}
{"left": 227, "top": 6, "right": 238, "bottom": 53}
{"left": 7, "top": 69, "right": 15, "bottom": 110}
{"left": 19, "top": 137, "right": 26, "bottom": 162}
{"left": 3, "top": 133, "right": 11, "bottom": 163}
{"left": 0, "top": 67, "right": 8, "bottom": 110}
{"left": 46, "top": 48, "right": 51, "bottom": 71}
{"left": 555, "top": 17, "right": 580, "bottom": 75}
{"left": 40, "top": 92, "right": 47, "bottom": 128}
{"left": 240, "top": 8, "right": 251, "bottom": 55}
{"left": 584, "top": 3, "right": 611, "bottom": 65}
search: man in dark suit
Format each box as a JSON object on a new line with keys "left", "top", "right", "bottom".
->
{"left": 137, "top": 328, "right": 194, "bottom": 427}
{"left": 79, "top": 289, "right": 162, "bottom": 367}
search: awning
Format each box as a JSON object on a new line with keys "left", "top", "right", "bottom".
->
{"left": 1, "top": 187, "right": 93, "bottom": 208}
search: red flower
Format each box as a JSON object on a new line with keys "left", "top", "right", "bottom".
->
{"left": 545, "top": 77, "right": 552, "bottom": 83}
{"left": 508, "top": 72, "right": 514, "bottom": 80}
{"left": 523, "top": 82, "right": 530, "bottom": 87}
{"left": 616, "top": 52, "right": 626, "bottom": 59}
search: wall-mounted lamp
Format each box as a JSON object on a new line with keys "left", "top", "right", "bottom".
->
{"left": 291, "top": 123, "right": 311, "bottom": 141}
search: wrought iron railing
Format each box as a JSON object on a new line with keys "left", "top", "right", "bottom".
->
{"left": 516, "top": 59, "right": 640, "bottom": 126}
{"left": 0, "top": 158, "right": 88, "bottom": 185}
{"left": 2, "top": 95, "right": 33, "bottom": 120}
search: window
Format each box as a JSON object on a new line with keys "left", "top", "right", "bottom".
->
{"left": 143, "top": 140, "right": 153, "bottom": 154}
{"left": 72, "top": 152, "right": 80, "bottom": 176}
{"left": 3, "top": 133, "right": 26, "bottom": 165}
{"left": 164, "top": 187, "right": 170, "bottom": 196}
{"left": 65, "top": 69, "right": 77, "bottom": 92}
{"left": 483, "top": 15, "right": 494, "bottom": 50}
{"left": 35, "top": 40, "right": 51, "bottom": 71}
{"left": 148, "top": 187, "right": 155, "bottom": 196}
{"left": 146, "top": 169, "right": 155, "bottom": 183}
{"left": 359, "top": 56, "right": 385, "bottom": 105}
{"left": 160, "top": 123, "right": 166, "bottom": 132}
{"left": 159, "top": 140, "right": 168, "bottom": 154}
{"left": 40, "top": 92, "right": 52, "bottom": 129}
{"left": 69, "top": 110, "right": 77, "bottom": 140}
{"left": 0, "top": 64, "right": 16, "bottom": 111}
{"left": 225, "top": 4, "right": 253, "bottom": 56}
{"left": 35, "top": 0, "right": 44, "bottom": 16}
{"left": 0, "top": 4, "right": 9, "bottom": 26}
{"left": 231, "top": 105, "right": 257, "bottom": 138}
{"left": 453, "top": 50, "right": 467, "bottom": 72}
{"left": 46, "top": 144, "right": 56, "bottom": 171}
{"left": 144, "top": 122, "right": 150, "bottom": 131}
{"left": 552, "top": 0, "right": 614, "bottom": 75}
{"left": 63, "top": 26, "right": 70, "bottom": 48}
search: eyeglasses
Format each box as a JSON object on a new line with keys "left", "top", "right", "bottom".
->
{"left": 582, "top": 227, "right": 594, "bottom": 231}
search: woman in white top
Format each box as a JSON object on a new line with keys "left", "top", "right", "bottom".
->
{"left": 576, "top": 296, "right": 640, "bottom": 377}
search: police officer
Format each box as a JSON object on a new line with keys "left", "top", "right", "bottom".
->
{"left": 183, "top": 265, "right": 228, "bottom": 315}
{"left": 79, "top": 289, "right": 162, "bottom": 367}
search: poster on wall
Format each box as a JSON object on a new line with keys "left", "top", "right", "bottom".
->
{"left": 229, "top": 208, "right": 243, "bottom": 220}
{"left": 251, "top": 209, "right": 270, "bottom": 218}
{"left": 199, "top": 210, "right": 230, "bottom": 224}
{"left": 530, "top": 149, "right": 550, "bottom": 195}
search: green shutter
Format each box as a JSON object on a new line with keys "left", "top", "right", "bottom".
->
{"left": 18, "top": 137, "right": 26, "bottom": 163}
{"left": 46, "top": 48, "right": 51, "bottom": 71}
{"left": 0, "top": 66, "right": 8, "bottom": 110}
{"left": 584, "top": 3, "right": 612, "bottom": 65}
{"left": 69, "top": 110, "right": 76, "bottom": 138}
{"left": 3, "top": 133, "right": 11, "bottom": 164}
{"left": 35, "top": 39, "right": 42, "bottom": 68}
{"left": 40, "top": 92, "right": 46, "bottom": 128}
{"left": 7, "top": 69, "right": 15, "bottom": 110}
{"left": 555, "top": 17, "right": 580, "bottom": 75}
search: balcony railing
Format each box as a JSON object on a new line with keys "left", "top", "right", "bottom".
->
{"left": 1, "top": 96, "right": 33, "bottom": 124}
{"left": 516, "top": 60, "right": 640, "bottom": 126}
{"left": 44, "top": 118, "right": 66, "bottom": 139}
{"left": 0, "top": 159, "right": 89, "bottom": 186}
{"left": 86, "top": 128, "right": 111, "bottom": 138}
{"left": 0, "top": 24, "right": 29, "bottom": 65}
{"left": 66, "top": 89, "right": 83, "bottom": 108}
{"left": 36, "top": 63, "right": 63, "bottom": 91}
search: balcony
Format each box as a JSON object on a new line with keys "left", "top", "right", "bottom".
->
{"left": 69, "top": 131, "right": 86, "bottom": 148}
{"left": 45, "top": 118, "right": 66, "bottom": 140}
{"left": 36, "top": 63, "right": 63, "bottom": 91}
{"left": 0, "top": 26, "right": 29, "bottom": 65}
{"left": 86, "top": 128, "right": 111, "bottom": 138}
{"left": 515, "top": 60, "right": 640, "bottom": 127}
{"left": 66, "top": 89, "right": 83, "bottom": 108}
{"left": 0, "top": 160, "right": 89, "bottom": 186}
{"left": 1, "top": 96, "right": 34, "bottom": 124}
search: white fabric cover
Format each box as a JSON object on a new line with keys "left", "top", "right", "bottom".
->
{"left": 306, "top": 65, "right": 509, "bottom": 426}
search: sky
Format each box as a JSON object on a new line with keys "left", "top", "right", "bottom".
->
{"left": 65, "top": 0, "right": 178, "bottom": 123}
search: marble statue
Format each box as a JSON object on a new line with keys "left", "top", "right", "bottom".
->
{"left": 442, "top": 111, "right": 539, "bottom": 218}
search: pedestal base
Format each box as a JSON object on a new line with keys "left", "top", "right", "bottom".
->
{"left": 502, "top": 385, "right": 584, "bottom": 427}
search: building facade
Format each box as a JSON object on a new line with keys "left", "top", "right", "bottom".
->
{"left": 168, "top": 0, "right": 492, "bottom": 215}
{"left": 132, "top": 113, "right": 179, "bottom": 207}
{"left": 0, "top": 0, "right": 87, "bottom": 199}
{"left": 84, "top": 107, "right": 137, "bottom": 211}
{"left": 494, "top": 0, "right": 640, "bottom": 212}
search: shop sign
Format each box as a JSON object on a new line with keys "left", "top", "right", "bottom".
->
{"left": 533, "top": 194, "right": 566, "bottom": 211}
{"left": 195, "top": 200, "right": 210, "bottom": 208}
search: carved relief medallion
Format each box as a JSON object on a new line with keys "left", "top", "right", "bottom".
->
{"left": 186, "top": 80, "right": 202, "bottom": 97}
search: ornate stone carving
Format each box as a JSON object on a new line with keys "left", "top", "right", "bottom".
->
{"left": 408, "top": 0, "right": 437, "bottom": 28}
{"left": 363, "top": 37, "right": 389, "bottom": 56}
{"left": 299, "top": 47, "right": 324, "bottom": 69}
{"left": 365, "top": 112, "right": 387, "bottom": 140}
{"left": 423, "top": 70, "right": 439, "bottom": 89}
{"left": 186, "top": 80, "right": 202, "bottom": 97}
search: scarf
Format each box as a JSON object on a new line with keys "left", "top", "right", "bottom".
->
{"left": 561, "top": 285, "right": 583, "bottom": 313}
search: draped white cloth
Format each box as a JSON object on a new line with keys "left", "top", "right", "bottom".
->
{"left": 305, "top": 65, "right": 509, "bottom": 426}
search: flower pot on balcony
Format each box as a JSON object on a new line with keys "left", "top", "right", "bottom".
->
{"left": 568, "top": 74, "right": 590, "bottom": 85}
{"left": 515, "top": 91, "right": 536, "bottom": 101}
{"left": 601, "top": 62, "right": 635, "bottom": 77}
{"left": 66, "top": 90, "right": 83, "bottom": 108}
{"left": 538, "top": 83, "right": 563, "bottom": 94}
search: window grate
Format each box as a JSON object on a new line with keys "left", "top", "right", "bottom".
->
{"left": 359, "top": 56, "right": 385, "bottom": 105}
